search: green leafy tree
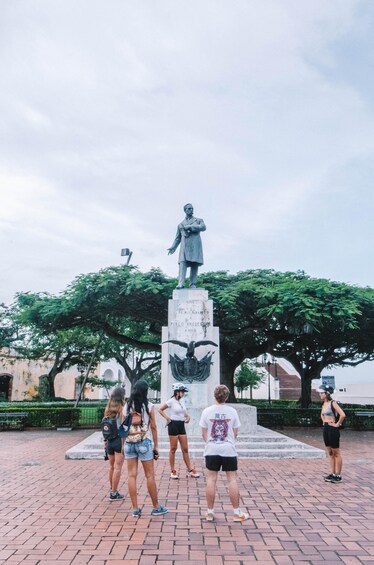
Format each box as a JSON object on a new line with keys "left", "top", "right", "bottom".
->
{"left": 14, "top": 267, "right": 374, "bottom": 407}
{"left": 143, "top": 371, "right": 161, "bottom": 400}
{"left": 235, "top": 360, "right": 265, "bottom": 399}
{"left": 251, "top": 275, "right": 374, "bottom": 406}
{"left": 0, "top": 303, "right": 24, "bottom": 351}
{"left": 102, "top": 342, "right": 161, "bottom": 393}
{"left": 77, "top": 374, "right": 119, "bottom": 396}
{"left": 13, "top": 293, "right": 104, "bottom": 398}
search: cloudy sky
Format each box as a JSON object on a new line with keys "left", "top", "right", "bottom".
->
{"left": 1, "top": 1, "right": 373, "bottom": 384}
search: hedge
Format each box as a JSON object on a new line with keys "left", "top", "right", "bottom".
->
{"left": 1, "top": 401, "right": 374, "bottom": 431}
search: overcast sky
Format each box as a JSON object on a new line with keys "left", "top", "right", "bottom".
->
{"left": 1, "top": 1, "right": 373, "bottom": 385}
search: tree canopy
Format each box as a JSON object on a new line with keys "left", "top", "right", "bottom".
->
{"left": 9, "top": 266, "right": 374, "bottom": 406}
{"left": 234, "top": 360, "right": 265, "bottom": 399}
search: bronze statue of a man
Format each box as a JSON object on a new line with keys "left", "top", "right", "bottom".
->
{"left": 168, "top": 203, "right": 206, "bottom": 289}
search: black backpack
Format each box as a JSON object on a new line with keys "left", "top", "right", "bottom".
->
{"left": 331, "top": 400, "right": 345, "bottom": 429}
{"left": 101, "top": 417, "right": 119, "bottom": 441}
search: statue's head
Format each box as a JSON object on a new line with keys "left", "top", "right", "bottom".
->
{"left": 184, "top": 203, "right": 193, "bottom": 215}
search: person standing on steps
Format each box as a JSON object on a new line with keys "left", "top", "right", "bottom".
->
{"left": 199, "top": 385, "right": 249, "bottom": 523}
{"left": 318, "top": 384, "right": 346, "bottom": 483}
{"left": 167, "top": 203, "right": 206, "bottom": 289}
{"left": 158, "top": 383, "right": 200, "bottom": 480}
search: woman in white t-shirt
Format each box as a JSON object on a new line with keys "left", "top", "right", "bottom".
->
{"left": 158, "top": 383, "right": 200, "bottom": 479}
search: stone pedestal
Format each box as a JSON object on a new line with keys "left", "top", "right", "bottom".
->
{"left": 161, "top": 288, "right": 220, "bottom": 410}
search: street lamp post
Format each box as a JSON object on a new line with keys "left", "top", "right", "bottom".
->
{"left": 272, "top": 355, "right": 279, "bottom": 400}
{"left": 121, "top": 248, "right": 133, "bottom": 265}
{"left": 263, "top": 354, "right": 272, "bottom": 405}
{"left": 267, "top": 360, "right": 271, "bottom": 405}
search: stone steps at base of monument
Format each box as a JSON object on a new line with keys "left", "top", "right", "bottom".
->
{"left": 158, "top": 447, "right": 323, "bottom": 459}
{"left": 157, "top": 438, "right": 324, "bottom": 459}
{"left": 65, "top": 430, "right": 325, "bottom": 460}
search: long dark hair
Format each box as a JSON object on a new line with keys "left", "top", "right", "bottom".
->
{"left": 126, "top": 380, "right": 150, "bottom": 416}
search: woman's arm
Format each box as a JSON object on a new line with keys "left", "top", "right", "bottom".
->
{"left": 158, "top": 403, "right": 171, "bottom": 425}
{"left": 332, "top": 401, "right": 346, "bottom": 427}
{"left": 149, "top": 406, "right": 158, "bottom": 450}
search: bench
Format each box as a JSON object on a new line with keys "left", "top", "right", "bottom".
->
{"left": 352, "top": 411, "right": 374, "bottom": 430}
{"left": 0, "top": 412, "right": 28, "bottom": 431}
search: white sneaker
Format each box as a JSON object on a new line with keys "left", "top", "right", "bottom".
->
{"left": 205, "top": 512, "right": 214, "bottom": 522}
{"left": 233, "top": 512, "right": 249, "bottom": 522}
{"left": 170, "top": 470, "right": 179, "bottom": 479}
{"left": 186, "top": 468, "right": 200, "bottom": 478}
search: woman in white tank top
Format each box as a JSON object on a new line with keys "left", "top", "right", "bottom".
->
{"left": 158, "top": 383, "right": 200, "bottom": 480}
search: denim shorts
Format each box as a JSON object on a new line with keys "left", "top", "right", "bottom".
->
{"left": 124, "top": 437, "right": 153, "bottom": 461}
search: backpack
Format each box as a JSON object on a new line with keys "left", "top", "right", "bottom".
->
{"left": 331, "top": 400, "right": 345, "bottom": 429}
{"left": 101, "top": 417, "right": 119, "bottom": 441}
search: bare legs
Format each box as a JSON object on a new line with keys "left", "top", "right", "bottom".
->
{"left": 108, "top": 451, "right": 124, "bottom": 492}
{"left": 326, "top": 447, "right": 343, "bottom": 475}
{"left": 206, "top": 470, "right": 218, "bottom": 509}
{"left": 169, "top": 435, "right": 193, "bottom": 471}
{"left": 206, "top": 470, "right": 240, "bottom": 510}
{"left": 226, "top": 471, "right": 240, "bottom": 508}
{"left": 126, "top": 457, "right": 159, "bottom": 510}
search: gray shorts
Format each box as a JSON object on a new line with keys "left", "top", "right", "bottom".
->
{"left": 124, "top": 438, "right": 153, "bottom": 461}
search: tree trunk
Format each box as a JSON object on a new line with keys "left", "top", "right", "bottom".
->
{"left": 300, "top": 372, "right": 312, "bottom": 408}
{"left": 219, "top": 351, "right": 238, "bottom": 402}
{"left": 47, "top": 371, "right": 57, "bottom": 399}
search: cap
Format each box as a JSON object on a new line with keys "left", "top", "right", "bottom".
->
{"left": 172, "top": 383, "right": 188, "bottom": 393}
{"left": 318, "top": 384, "right": 334, "bottom": 395}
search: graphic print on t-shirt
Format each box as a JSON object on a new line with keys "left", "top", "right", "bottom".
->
{"left": 210, "top": 414, "right": 231, "bottom": 442}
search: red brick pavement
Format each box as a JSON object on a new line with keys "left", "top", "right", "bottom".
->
{"left": 0, "top": 428, "right": 373, "bottom": 564}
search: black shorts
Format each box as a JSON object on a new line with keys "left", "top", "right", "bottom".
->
{"left": 168, "top": 420, "right": 186, "bottom": 436}
{"left": 106, "top": 437, "right": 122, "bottom": 455}
{"left": 323, "top": 424, "right": 340, "bottom": 449}
{"left": 205, "top": 455, "right": 238, "bottom": 472}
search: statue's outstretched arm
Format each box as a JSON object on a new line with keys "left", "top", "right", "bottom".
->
{"left": 168, "top": 227, "right": 181, "bottom": 254}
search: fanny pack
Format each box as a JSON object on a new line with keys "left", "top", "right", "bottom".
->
{"left": 125, "top": 411, "right": 149, "bottom": 444}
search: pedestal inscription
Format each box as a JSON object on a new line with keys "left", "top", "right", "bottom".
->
{"left": 161, "top": 288, "right": 220, "bottom": 409}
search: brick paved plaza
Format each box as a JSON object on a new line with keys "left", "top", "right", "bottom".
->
{"left": 1, "top": 428, "right": 373, "bottom": 564}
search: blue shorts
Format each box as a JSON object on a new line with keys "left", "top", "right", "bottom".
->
{"left": 124, "top": 438, "right": 153, "bottom": 461}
